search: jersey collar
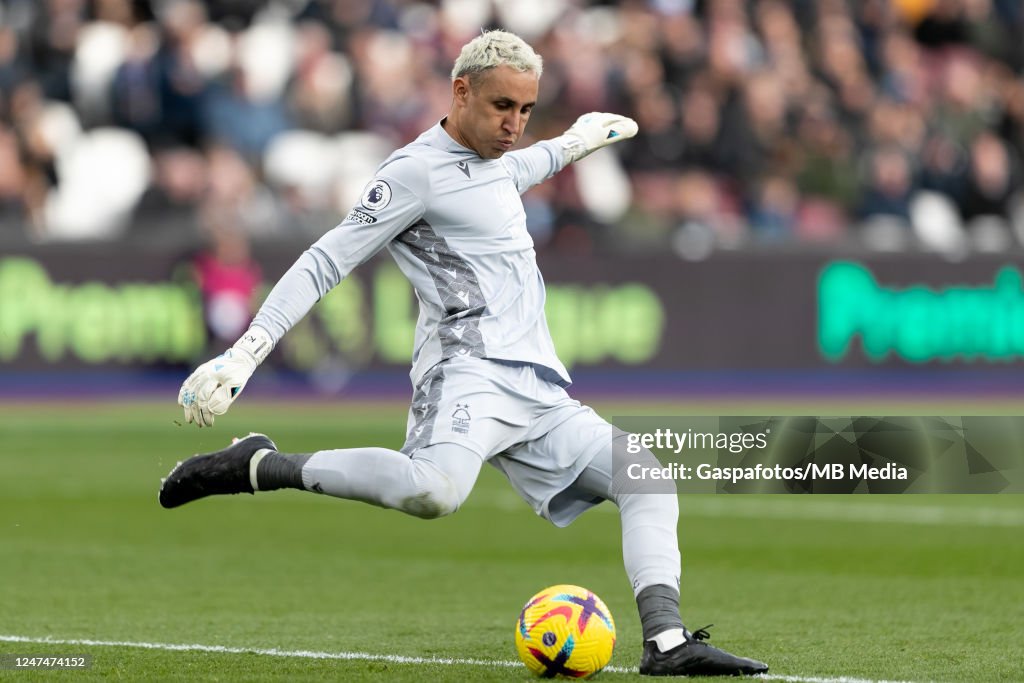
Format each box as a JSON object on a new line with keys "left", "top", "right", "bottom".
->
{"left": 431, "top": 118, "right": 478, "bottom": 157}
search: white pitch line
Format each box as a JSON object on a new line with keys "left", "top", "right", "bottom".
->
{"left": 0, "top": 634, "right": 925, "bottom": 683}
{"left": 0, "top": 634, "right": 526, "bottom": 670}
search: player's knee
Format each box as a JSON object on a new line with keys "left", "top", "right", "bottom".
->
{"left": 403, "top": 483, "right": 459, "bottom": 519}
{"left": 402, "top": 462, "right": 461, "bottom": 519}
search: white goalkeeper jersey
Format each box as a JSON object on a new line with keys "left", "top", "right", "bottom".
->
{"left": 251, "top": 121, "right": 573, "bottom": 387}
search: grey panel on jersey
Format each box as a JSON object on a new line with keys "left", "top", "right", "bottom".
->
{"left": 395, "top": 219, "right": 487, "bottom": 360}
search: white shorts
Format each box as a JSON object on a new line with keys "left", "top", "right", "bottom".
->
{"left": 400, "top": 356, "right": 618, "bottom": 525}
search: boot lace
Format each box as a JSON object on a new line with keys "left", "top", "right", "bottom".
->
{"left": 690, "top": 624, "right": 714, "bottom": 641}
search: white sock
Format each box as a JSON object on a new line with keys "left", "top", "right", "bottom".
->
{"left": 651, "top": 628, "right": 687, "bottom": 652}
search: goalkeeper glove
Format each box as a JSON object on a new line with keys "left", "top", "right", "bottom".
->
{"left": 557, "top": 112, "right": 639, "bottom": 164}
{"left": 178, "top": 326, "right": 273, "bottom": 427}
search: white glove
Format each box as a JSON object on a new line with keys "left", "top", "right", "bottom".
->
{"left": 558, "top": 112, "right": 639, "bottom": 164}
{"left": 178, "top": 326, "right": 274, "bottom": 427}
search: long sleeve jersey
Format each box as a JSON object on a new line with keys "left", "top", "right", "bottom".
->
{"left": 251, "top": 121, "right": 574, "bottom": 387}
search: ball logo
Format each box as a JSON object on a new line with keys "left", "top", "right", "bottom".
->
{"left": 361, "top": 179, "right": 392, "bottom": 211}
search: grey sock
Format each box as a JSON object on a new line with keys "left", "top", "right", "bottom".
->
{"left": 256, "top": 452, "right": 312, "bottom": 491}
{"left": 636, "top": 584, "right": 685, "bottom": 641}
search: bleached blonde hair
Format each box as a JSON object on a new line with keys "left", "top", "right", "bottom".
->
{"left": 451, "top": 30, "right": 543, "bottom": 85}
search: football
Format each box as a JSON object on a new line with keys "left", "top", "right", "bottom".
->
{"left": 514, "top": 584, "right": 616, "bottom": 678}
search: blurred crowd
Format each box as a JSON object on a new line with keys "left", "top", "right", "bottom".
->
{"left": 2, "top": 0, "right": 1024, "bottom": 258}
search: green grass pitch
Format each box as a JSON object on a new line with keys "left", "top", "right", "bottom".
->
{"left": 1, "top": 399, "right": 1022, "bottom": 682}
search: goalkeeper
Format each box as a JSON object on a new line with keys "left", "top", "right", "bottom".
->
{"left": 161, "top": 29, "right": 767, "bottom": 678}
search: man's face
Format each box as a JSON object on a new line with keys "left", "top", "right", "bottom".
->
{"left": 452, "top": 65, "right": 539, "bottom": 159}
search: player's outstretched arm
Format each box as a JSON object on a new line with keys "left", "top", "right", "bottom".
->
{"left": 178, "top": 326, "right": 273, "bottom": 427}
{"left": 557, "top": 112, "right": 638, "bottom": 164}
{"left": 175, "top": 161, "right": 427, "bottom": 427}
